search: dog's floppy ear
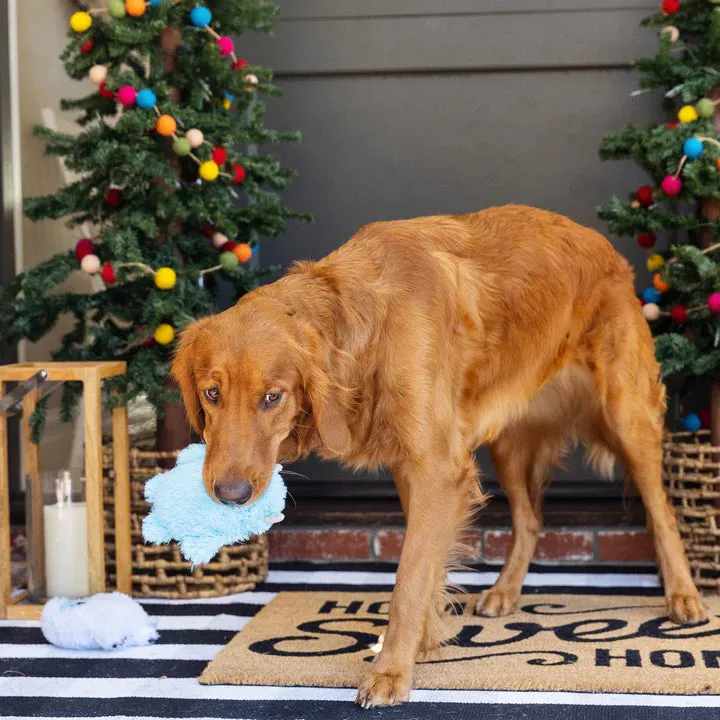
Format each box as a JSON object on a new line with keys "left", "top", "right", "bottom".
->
{"left": 305, "top": 363, "right": 352, "bottom": 456}
{"left": 171, "top": 318, "right": 211, "bottom": 435}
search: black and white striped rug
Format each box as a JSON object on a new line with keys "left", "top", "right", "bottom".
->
{"left": 1, "top": 562, "right": 719, "bottom": 720}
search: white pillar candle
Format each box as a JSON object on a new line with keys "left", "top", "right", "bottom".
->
{"left": 43, "top": 502, "right": 89, "bottom": 598}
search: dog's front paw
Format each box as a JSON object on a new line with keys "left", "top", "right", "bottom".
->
{"left": 666, "top": 590, "right": 707, "bottom": 624}
{"left": 474, "top": 588, "right": 519, "bottom": 618}
{"left": 355, "top": 671, "right": 411, "bottom": 709}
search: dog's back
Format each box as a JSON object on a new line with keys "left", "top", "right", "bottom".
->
{"left": 335, "top": 204, "right": 633, "bottom": 288}
{"left": 304, "top": 205, "right": 657, "bottom": 449}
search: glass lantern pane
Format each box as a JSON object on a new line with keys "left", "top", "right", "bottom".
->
{"left": 26, "top": 470, "right": 88, "bottom": 600}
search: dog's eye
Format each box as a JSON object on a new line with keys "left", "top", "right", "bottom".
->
{"left": 263, "top": 391, "right": 282, "bottom": 408}
{"left": 204, "top": 387, "right": 220, "bottom": 404}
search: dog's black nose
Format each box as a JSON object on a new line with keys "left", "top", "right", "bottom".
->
{"left": 214, "top": 478, "right": 253, "bottom": 506}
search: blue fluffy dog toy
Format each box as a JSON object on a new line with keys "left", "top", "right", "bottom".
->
{"left": 142, "top": 444, "right": 287, "bottom": 565}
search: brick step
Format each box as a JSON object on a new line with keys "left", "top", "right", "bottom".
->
{"left": 268, "top": 527, "right": 656, "bottom": 564}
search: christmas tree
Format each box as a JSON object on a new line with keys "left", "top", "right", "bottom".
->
{"left": 0, "top": 0, "right": 307, "bottom": 444}
{"left": 598, "top": 0, "right": 720, "bottom": 442}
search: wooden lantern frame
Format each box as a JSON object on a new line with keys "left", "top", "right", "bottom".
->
{"left": 0, "top": 361, "right": 131, "bottom": 619}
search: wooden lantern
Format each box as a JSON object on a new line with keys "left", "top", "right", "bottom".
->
{"left": 0, "top": 361, "right": 132, "bottom": 619}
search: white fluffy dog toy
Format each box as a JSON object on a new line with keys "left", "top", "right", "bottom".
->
{"left": 41, "top": 593, "right": 158, "bottom": 650}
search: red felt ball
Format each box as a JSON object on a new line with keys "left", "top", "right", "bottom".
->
{"left": 232, "top": 164, "right": 246, "bottom": 184}
{"left": 700, "top": 407, "right": 712, "bottom": 429}
{"left": 80, "top": 40, "right": 94, "bottom": 54}
{"left": 75, "top": 238, "right": 93, "bottom": 261}
{"left": 106, "top": 188, "right": 122, "bottom": 207}
{"left": 134, "top": 326, "right": 154, "bottom": 347}
{"left": 670, "top": 305, "right": 688, "bottom": 324}
{"left": 666, "top": 121, "right": 678, "bottom": 129}
{"left": 662, "top": 0, "right": 680, "bottom": 14}
{"left": 101, "top": 263, "right": 116, "bottom": 285}
{"left": 637, "top": 232, "right": 656, "bottom": 249}
{"left": 202, "top": 224, "right": 215, "bottom": 238}
{"left": 220, "top": 240, "right": 238, "bottom": 252}
{"left": 99, "top": 82, "right": 115, "bottom": 99}
{"left": 636, "top": 186, "right": 654, "bottom": 207}
{"left": 211, "top": 147, "right": 228, "bottom": 165}
{"left": 233, "top": 58, "right": 249, "bottom": 70}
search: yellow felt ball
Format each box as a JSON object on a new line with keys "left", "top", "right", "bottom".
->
{"left": 199, "top": 160, "right": 219, "bottom": 181}
{"left": 646, "top": 254, "right": 665, "bottom": 272}
{"left": 70, "top": 11, "right": 92, "bottom": 33}
{"left": 154, "top": 324, "right": 175, "bottom": 345}
{"left": 678, "top": 105, "right": 699, "bottom": 124}
{"left": 222, "top": 97, "right": 232, "bottom": 110}
{"left": 154, "top": 267, "right": 177, "bottom": 290}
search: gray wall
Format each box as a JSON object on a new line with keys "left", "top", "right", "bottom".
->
{"left": 244, "top": 0, "right": 660, "bottom": 281}
{"left": 241, "top": 0, "right": 663, "bottom": 489}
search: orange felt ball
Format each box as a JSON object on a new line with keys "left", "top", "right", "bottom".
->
{"left": 233, "top": 243, "right": 253, "bottom": 263}
{"left": 716, "top": 157, "right": 720, "bottom": 171}
{"left": 126, "top": 0, "right": 146, "bottom": 16}
{"left": 653, "top": 274, "right": 670, "bottom": 292}
{"left": 156, "top": 115, "right": 177, "bottom": 136}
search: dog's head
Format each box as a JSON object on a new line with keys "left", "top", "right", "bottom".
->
{"left": 171, "top": 292, "right": 351, "bottom": 505}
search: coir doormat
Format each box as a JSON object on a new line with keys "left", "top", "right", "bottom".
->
{"left": 200, "top": 592, "right": 720, "bottom": 694}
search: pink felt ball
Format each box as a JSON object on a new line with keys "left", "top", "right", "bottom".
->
{"left": 185, "top": 128, "right": 204, "bottom": 148}
{"left": 708, "top": 293, "right": 720, "bottom": 313}
{"left": 642, "top": 303, "right": 661, "bottom": 321}
{"left": 80, "top": 254, "right": 101, "bottom": 274}
{"left": 117, "top": 85, "right": 137, "bottom": 107}
{"left": 661, "top": 175, "right": 682, "bottom": 196}
{"left": 212, "top": 232, "right": 229, "bottom": 248}
{"left": 89, "top": 65, "right": 108, "bottom": 86}
{"left": 217, "top": 36, "right": 234, "bottom": 55}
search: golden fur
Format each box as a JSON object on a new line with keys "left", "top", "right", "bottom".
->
{"left": 173, "top": 205, "right": 704, "bottom": 708}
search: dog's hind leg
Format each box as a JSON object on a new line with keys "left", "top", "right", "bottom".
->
{"left": 578, "top": 296, "right": 706, "bottom": 624}
{"left": 475, "top": 428, "right": 558, "bottom": 617}
{"left": 593, "top": 366, "right": 705, "bottom": 623}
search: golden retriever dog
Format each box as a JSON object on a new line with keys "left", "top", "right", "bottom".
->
{"left": 172, "top": 205, "right": 705, "bottom": 708}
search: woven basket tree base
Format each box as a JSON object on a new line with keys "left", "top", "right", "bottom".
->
{"left": 103, "top": 446, "right": 269, "bottom": 599}
{"left": 663, "top": 431, "right": 720, "bottom": 594}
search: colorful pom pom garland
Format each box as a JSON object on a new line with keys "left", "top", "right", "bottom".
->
{"left": 633, "top": 126, "right": 720, "bottom": 326}
{"left": 69, "top": 0, "right": 259, "bottom": 350}
{"left": 75, "top": 0, "right": 256, "bottom": 188}
{"left": 72, "top": 0, "right": 258, "bottom": 84}
{"left": 84, "top": 73, "right": 249, "bottom": 187}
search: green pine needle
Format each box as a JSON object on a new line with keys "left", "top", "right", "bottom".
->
{"left": 2, "top": 0, "right": 312, "bottom": 433}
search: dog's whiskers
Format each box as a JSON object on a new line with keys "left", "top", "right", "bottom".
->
{"left": 280, "top": 468, "right": 310, "bottom": 480}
